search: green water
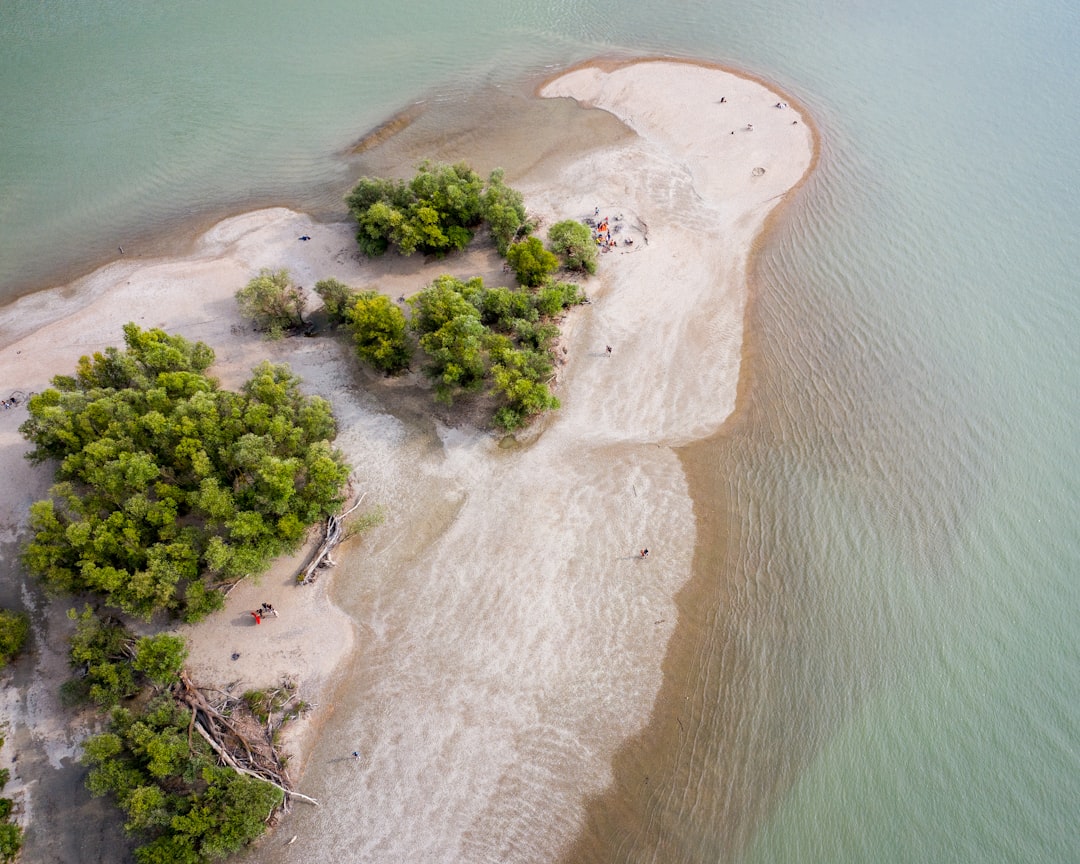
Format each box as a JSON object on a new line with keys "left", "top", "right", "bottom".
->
{"left": 2, "top": 1, "right": 1078, "bottom": 862}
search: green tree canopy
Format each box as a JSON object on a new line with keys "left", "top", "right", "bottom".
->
{"left": 83, "top": 693, "right": 282, "bottom": 863}
{"left": 0, "top": 609, "right": 29, "bottom": 669}
{"left": 548, "top": 219, "right": 598, "bottom": 274}
{"left": 478, "top": 168, "right": 529, "bottom": 255}
{"left": 403, "top": 275, "right": 582, "bottom": 426}
{"left": 313, "top": 278, "right": 357, "bottom": 326}
{"left": 20, "top": 325, "right": 350, "bottom": 621}
{"left": 346, "top": 162, "right": 529, "bottom": 258}
{"left": 505, "top": 236, "right": 560, "bottom": 287}
{"left": 345, "top": 291, "right": 411, "bottom": 373}
{"left": 234, "top": 268, "right": 306, "bottom": 338}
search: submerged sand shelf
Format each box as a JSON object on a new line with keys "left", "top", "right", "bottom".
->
{"left": 0, "top": 59, "right": 814, "bottom": 864}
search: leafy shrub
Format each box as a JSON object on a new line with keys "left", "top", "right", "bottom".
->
{"left": 478, "top": 168, "right": 529, "bottom": 255}
{"left": 0, "top": 609, "right": 29, "bottom": 668}
{"left": 134, "top": 634, "right": 188, "bottom": 688}
{"left": 83, "top": 694, "right": 283, "bottom": 863}
{"left": 347, "top": 162, "right": 527, "bottom": 258}
{"left": 548, "top": 220, "right": 598, "bottom": 274}
{"left": 0, "top": 821, "right": 23, "bottom": 863}
{"left": 347, "top": 161, "right": 483, "bottom": 257}
{"left": 66, "top": 606, "right": 140, "bottom": 708}
{"left": 313, "top": 278, "right": 356, "bottom": 326}
{"left": 345, "top": 292, "right": 411, "bottom": 373}
{"left": 402, "top": 275, "right": 571, "bottom": 426}
{"left": 505, "top": 237, "right": 559, "bottom": 287}
{"left": 234, "top": 268, "right": 307, "bottom": 338}
{"left": 536, "top": 280, "right": 585, "bottom": 317}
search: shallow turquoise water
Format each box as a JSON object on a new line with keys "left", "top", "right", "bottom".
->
{"left": 2, "top": 1, "right": 1078, "bottom": 862}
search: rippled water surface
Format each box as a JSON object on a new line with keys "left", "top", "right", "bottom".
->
{"left": 2, "top": 1, "right": 1078, "bottom": 862}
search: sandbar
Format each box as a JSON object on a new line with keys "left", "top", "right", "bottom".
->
{"left": 0, "top": 58, "right": 814, "bottom": 863}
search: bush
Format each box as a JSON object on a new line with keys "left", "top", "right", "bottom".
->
{"left": 134, "top": 634, "right": 188, "bottom": 688}
{"left": 479, "top": 168, "right": 529, "bottom": 255}
{"left": 536, "top": 280, "right": 585, "bottom": 318}
{"left": 83, "top": 694, "right": 283, "bottom": 862}
{"left": 0, "top": 821, "right": 23, "bottom": 863}
{"left": 235, "top": 268, "right": 306, "bottom": 338}
{"left": 548, "top": 220, "right": 598, "bottom": 274}
{"left": 313, "top": 278, "right": 356, "bottom": 326}
{"left": 506, "top": 237, "right": 559, "bottom": 287}
{"left": 0, "top": 609, "right": 29, "bottom": 668}
{"left": 345, "top": 292, "right": 411, "bottom": 373}
{"left": 67, "top": 606, "right": 138, "bottom": 708}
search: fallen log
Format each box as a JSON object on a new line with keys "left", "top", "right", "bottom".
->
{"left": 299, "top": 493, "right": 365, "bottom": 584}
{"left": 193, "top": 722, "right": 319, "bottom": 807}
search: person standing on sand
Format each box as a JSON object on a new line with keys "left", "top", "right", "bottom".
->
{"left": 606, "top": 345, "right": 612, "bottom": 355}
{"left": 640, "top": 548, "right": 649, "bottom": 559}
{"left": 251, "top": 610, "right": 261, "bottom": 625}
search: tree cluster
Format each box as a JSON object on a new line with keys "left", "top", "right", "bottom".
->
{"left": 65, "top": 607, "right": 304, "bottom": 863}
{"left": 409, "top": 274, "right": 583, "bottom": 429}
{"left": 346, "top": 162, "right": 528, "bottom": 258}
{"left": 19, "top": 324, "right": 350, "bottom": 622}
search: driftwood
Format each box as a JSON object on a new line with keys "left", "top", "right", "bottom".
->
{"left": 299, "top": 494, "right": 365, "bottom": 585}
{"left": 193, "top": 724, "right": 318, "bottom": 807}
{"left": 173, "top": 671, "right": 318, "bottom": 807}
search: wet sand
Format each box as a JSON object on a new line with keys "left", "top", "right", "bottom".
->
{"left": 0, "top": 59, "right": 815, "bottom": 863}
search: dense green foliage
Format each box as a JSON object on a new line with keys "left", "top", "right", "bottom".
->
{"left": 0, "top": 737, "right": 21, "bottom": 864}
{"left": 84, "top": 693, "right": 283, "bottom": 864}
{"left": 313, "top": 278, "right": 412, "bottom": 373}
{"left": 0, "top": 609, "right": 29, "bottom": 669}
{"left": 408, "top": 274, "right": 584, "bottom": 426}
{"left": 505, "top": 236, "right": 560, "bottom": 287}
{"left": 345, "top": 291, "right": 411, "bottom": 373}
{"left": 65, "top": 605, "right": 138, "bottom": 708}
{"left": 480, "top": 168, "right": 530, "bottom": 255}
{"left": 64, "top": 614, "right": 280, "bottom": 861}
{"left": 0, "top": 821, "right": 19, "bottom": 863}
{"left": 64, "top": 607, "right": 188, "bottom": 708}
{"left": 548, "top": 219, "right": 598, "bottom": 274}
{"left": 234, "top": 268, "right": 307, "bottom": 338}
{"left": 346, "top": 161, "right": 528, "bottom": 258}
{"left": 19, "top": 325, "right": 350, "bottom": 621}
{"left": 312, "top": 278, "right": 356, "bottom": 326}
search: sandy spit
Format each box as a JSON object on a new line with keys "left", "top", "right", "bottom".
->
{"left": 0, "top": 59, "right": 814, "bottom": 864}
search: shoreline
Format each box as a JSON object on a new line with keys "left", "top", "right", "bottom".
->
{"left": 0, "top": 57, "right": 816, "bottom": 863}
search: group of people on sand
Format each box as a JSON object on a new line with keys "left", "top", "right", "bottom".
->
{"left": 250, "top": 602, "right": 279, "bottom": 625}
{"left": 1, "top": 392, "right": 28, "bottom": 409}
{"left": 589, "top": 209, "right": 634, "bottom": 251}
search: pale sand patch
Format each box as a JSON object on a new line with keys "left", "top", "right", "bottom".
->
{"left": 0, "top": 59, "right": 814, "bottom": 864}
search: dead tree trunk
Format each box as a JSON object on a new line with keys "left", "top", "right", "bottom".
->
{"left": 299, "top": 494, "right": 365, "bottom": 585}
{"left": 173, "top": 671, "right": 317, "bottom": 806}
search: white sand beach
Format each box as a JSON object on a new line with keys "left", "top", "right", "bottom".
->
{"left": 0, "top": 59, "right": 814, "bottom": 863}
